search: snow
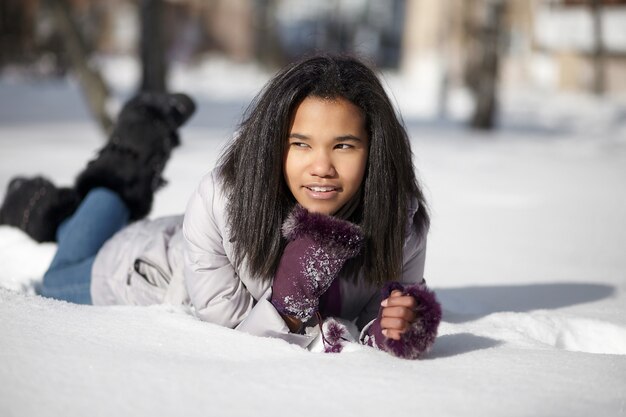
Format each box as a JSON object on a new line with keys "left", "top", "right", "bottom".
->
{"left": 535, "top": 6, "right": 626, "bottom": 53}
{"left": 1, "top": 58, "right": 626, "bottom": 417}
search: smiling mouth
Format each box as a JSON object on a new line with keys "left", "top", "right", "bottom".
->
{"left": 306, "top": 186, "right": 338, "bottom": 192}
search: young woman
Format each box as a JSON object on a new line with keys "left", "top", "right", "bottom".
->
{"left": 0, "top": 54, "right": 441, "bottom": 359}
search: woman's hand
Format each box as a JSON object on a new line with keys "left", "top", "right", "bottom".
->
{"left": 380, "top": 290, "right": 418, "bottom": 340}
{"left": 270, "top": 205, "right": 364, "bottom": 323}
{"left": 361, "top": 282, "right": 441, "bottom": 359}
{"left": 280, "top": 313, "right": 303, "bottom": 334}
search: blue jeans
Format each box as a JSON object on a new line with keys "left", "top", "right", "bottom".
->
{"left": 38, "top": 188, "right": 129, "bottom": 304}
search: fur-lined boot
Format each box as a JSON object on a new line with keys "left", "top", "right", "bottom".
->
{"left": 75, "top": 92, "right": 195, "bottom": 220}
{"left": 0, "top": 176, "right": 80, "bottom": 242}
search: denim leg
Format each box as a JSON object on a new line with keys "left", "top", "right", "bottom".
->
{"left": 39, "top": 257, "right": 97, "bottom": 304}
{"left": 39, "top": 188, "right": 129, "bottom": 304}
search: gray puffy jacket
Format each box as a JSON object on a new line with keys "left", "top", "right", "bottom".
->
{"left": 90, "top": 169, "right": 427, "bottom": 347}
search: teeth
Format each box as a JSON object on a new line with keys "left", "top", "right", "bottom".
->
{"left": 309, "top": 186, "right": 335, "bottom": 192}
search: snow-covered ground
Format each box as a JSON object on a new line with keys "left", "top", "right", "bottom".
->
{"left": 1, "top": 58, "right": 625, "bottom": 417}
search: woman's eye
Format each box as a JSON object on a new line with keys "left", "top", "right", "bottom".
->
{"left": 290, "top": 142, "right": 308, "bottom": 148}
{"left": 335, "top": 143, "right": 353, "bottom": 150}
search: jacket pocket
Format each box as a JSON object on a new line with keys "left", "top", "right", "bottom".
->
{"left": 125, "top": 257, "right": 169, "bottom": 305}
{"left": 129, "top": 257, "right": 171, "bottom": 287}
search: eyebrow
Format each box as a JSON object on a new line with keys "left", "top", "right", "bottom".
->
{"left": 288, "top": 133, "right": 364, "bottom": 142}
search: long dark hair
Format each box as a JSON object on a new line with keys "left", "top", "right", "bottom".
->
{"left": 218, "top": 54, "right": 429, "bottom": 285}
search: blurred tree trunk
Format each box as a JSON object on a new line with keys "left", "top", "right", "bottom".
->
{"left": 254, "top": 0, "right": 283, "bottom": 68}
{"left": 590, "top": 0, "right": 605, "bottom": 95}
{"left": 466, "top": 1, "right": 505, "bottom": 130}
{"left": 0, "top": 0, "right": 35, "bottom": 67}
{"left": 140, "top": 0, "right": 167, "bottom": 92}
{"left": 50, "top": 0, "right": 112, "bottom": 135}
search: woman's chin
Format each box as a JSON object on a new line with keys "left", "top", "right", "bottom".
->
{"left": 297, "top": 201, "right": 337, "bottom": 216}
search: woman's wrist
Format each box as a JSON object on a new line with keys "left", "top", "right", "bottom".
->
{"left": 280, "top": 313, "right": 304, "bottom": 334}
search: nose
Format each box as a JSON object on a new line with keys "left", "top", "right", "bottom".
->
{"left": 309, "top": 149, "right": 336, "bottom": 178}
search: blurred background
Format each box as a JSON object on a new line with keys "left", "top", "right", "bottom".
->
{"left": 1, "top": 0, "right": 625, "bottom": 134}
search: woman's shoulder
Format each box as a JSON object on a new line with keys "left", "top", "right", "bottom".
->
{"left": 405, "top": 197, "right": 426, "bottom": 235}
{"left": 407, "top": 197, "right": 419, "bottom": 222}
{"left": 193, "top": 167, "right": 226, "bottom": 198}
{"left": 186, "top": 168, "right": 230, "bottom": 215}
{"left": 183, "top": 167, "right": 230, "bottom": 240}
{"left": 403, "top": 196, "right": 427, "bottom": 255}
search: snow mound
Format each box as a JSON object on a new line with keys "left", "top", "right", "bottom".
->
{"left": 470, "top": 312, "right": 626, "bottom": 355}
{"left": 519, "top": 314, "right": 626, "bottom": 355}
{"left": 0, "top": 226, "right": 55, "bottom": 293}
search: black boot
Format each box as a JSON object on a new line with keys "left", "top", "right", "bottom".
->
{"left": 0, "top": 176, "right": 80, "bottom": 242}
{"left": 75, "top": 92, "right": 196, "bottom": 220}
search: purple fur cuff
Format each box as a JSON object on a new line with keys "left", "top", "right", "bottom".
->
{"left": 362, "top": 281, "right": 442, "bottom": 360}
{"left": 281, "top": 205, "right": 364, "bottom": 258}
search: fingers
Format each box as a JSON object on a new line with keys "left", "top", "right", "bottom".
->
{"left": 379, "top": 306, "right": 416, "bottom": 340}
{"left": 380, "top": 292, "right": 419, "bottom": 340}
{"left": 382, "top": 306, "right": 416, "bottom": 322}
{"left": 381, "top": 292, "right": 417, "bottom": 309}
{"left": 380, "top": 315, "right": 414, "bottom": 338}
{"left": 382, "top": 328, "right": 404, "bottom": 340}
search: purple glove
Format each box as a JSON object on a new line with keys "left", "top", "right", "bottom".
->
{"left": 270, "top": 205, "right": 364, "bottom": 322}
{"left": 361, "top": 281, "right": 442, "bottom": 359}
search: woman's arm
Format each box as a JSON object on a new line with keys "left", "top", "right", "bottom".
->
{"left": 357, "top": 223, "right": 442, "bottom": 359}
{"left": 182, "top": 174, "right": 255, "bottom": 328}
{"left": 183, "top": 172, "right": 316, "bottom": 347}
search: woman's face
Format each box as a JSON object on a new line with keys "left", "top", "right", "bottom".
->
{"left": 284, "top": 96, "right": 369, "bottom": 215}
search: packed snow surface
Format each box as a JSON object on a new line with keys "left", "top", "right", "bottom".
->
{"left": 1, "top": 58, "right": 625, "bottom": 417}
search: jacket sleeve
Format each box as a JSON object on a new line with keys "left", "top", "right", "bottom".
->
{"left": 182, "top": 172, "right": 314, "bottom": 347}
{"left": 183, "top": 172, "right": 255, "bottom": 328}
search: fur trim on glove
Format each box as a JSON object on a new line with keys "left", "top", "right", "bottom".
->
{"left": 281, "top": 205, "right": 364, "bottom": 258}
{"left": 382, "top": 281, "right": 442, "bottom": 359}
{"left": 362, "top": 281, "right": 442, "bottom": 359}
